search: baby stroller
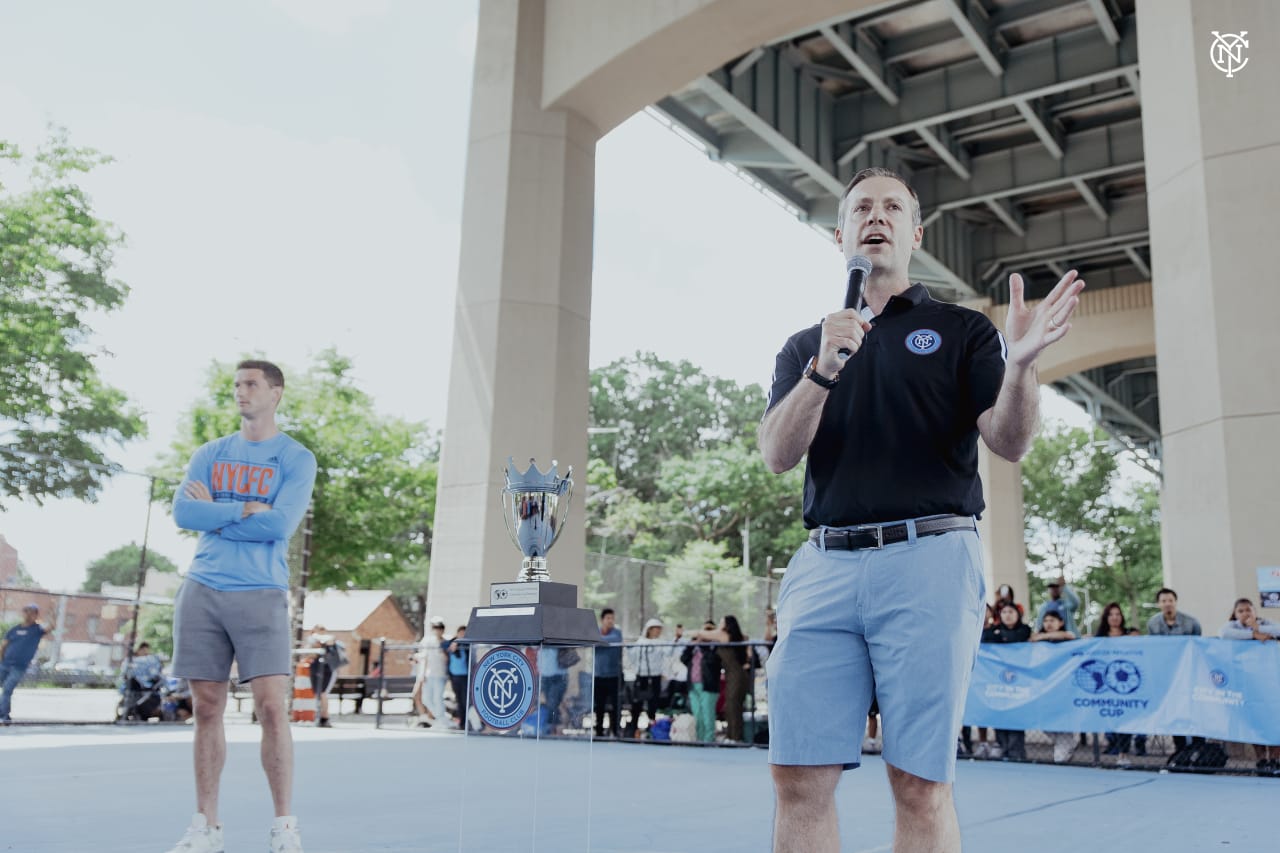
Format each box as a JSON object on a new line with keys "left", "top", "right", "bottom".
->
{"left": 117, "top": 675, "right": 165, "bottom": 722}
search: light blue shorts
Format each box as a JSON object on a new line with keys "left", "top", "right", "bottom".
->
{"left": 766, "top": 524, "right": 985, "bottom": 782}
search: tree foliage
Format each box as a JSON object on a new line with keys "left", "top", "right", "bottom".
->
{"left": 585, "top": 354, "right": 803, "bottom": 572}
{"left": 1021, "top": 424, "right": 1117, "bottom": 574}
{"left": 1021, "top": 422, "right": 1162, "bottom": 630}
{"left": 81, "top": 542, "right": 177, "bottom": 593}
{"left": 650, "top": 540, "right": 759, "bottom": 630}
{"left": 123, "top": 604, "right": 176, "bottom": 658}
{"left": 157, "top": 349, "right": 438, "bottom": 589}
{"left": 0, "top": 129, "right": 145, "bottom": 508}
{"left": 1090, "top": 484, "right": 1163, "bottom": 627}
{"left": 589, "top": 353, "right": 765, "bottom": 501}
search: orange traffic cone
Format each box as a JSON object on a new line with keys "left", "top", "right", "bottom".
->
{"left": 291, "top": 659, "right": 315, "bottom": 723}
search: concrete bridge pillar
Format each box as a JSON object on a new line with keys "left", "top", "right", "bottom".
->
{"left": 427, "top": 0, "right": 599, "bottom": 624}
{"left": 1138, "top": 0, "right": 1280, "bottom": 625}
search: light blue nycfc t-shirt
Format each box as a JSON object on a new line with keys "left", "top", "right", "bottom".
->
{"left": 173, "top": 432, "right": 317, "bottom": 591}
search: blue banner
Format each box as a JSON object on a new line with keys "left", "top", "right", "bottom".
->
{"left": 963, "top": 637, "right": 1280, "bottom": 743}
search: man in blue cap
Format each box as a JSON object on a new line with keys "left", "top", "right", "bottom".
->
{"left": 0, "top": 603, "right": 52, "bottom": 724}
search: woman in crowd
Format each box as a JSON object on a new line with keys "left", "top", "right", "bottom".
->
{"left": 1095, "top": 602, "right": 1141, "bottom": 764}
{"left": 964, "top": 584, "right": 1027, "bottom": 758}
{"left": 1219, "top": 598, "right": 1280, "bottom": 774}
{"left": 995, "top": 583, "right": 1024, "bottom": 617}
{"left": 1032, "top": 608, "right": 1078, "bottom": 763}
{"left": 690, "top": 615, "right": 753, "bottom": 743}
{"left": 625, "top": 618, "right": 671, "bottom": 738}
{"left": 980, "top": 602, "right": 1032, "bottom": 760}
{"left": 680, "top": 620, "right": 722, "bottom": 743}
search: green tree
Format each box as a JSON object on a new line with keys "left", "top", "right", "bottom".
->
{"left": 120, "top": 603, "right": 175, "bottom": 658}
{"left": 157, "top": 349, "right": 438, "bottom": 589}
{"left": 650, "top": 540, "right": 758, "bottom": 630}
{"left": 81, "top": 542, "right": 177, "bottom": 593}
{"left": 1021, "top": 422, "right": 1163, "bottom": 631}
{"left": 386, "top": 557, "right": 431, "bottom": 634}
{"left": 654, "top": 439, "right": 806, "bottom": 570}
{"left": 589, "top": 353, "right": 766, "bottom": 501}
{"left": 0, "top": 129, "right": 145, "bottom": 507}
{"left": 1087, "top": 484, "right": 1163, "bottom": 628}
{"left": 1021, "top": 423, "right": 1117, "bottom": 577}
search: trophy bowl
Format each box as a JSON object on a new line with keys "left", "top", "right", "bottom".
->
{"left": 502, "top": 457, "right": 574, "bottom": 583}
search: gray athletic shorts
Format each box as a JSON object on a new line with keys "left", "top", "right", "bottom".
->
{"left": 172, "top": 579, "right": 291, "bottom": 682}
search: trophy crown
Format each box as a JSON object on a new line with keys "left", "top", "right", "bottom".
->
{"left": 503, "top": 457, "right": 573, "bottom": 492}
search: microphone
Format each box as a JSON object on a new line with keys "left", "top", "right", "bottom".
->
{"left": 838, "top": 254, "right": 873, "bottom": 360}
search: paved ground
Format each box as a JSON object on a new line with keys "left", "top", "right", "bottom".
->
{"left": 2, "top": 718, "right": 1276, "bottom": 852}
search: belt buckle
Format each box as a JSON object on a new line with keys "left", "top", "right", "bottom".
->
{"left": 846, "top": 524, "right": 883, "bottom": 550}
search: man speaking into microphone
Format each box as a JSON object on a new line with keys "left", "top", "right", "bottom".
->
{"left": 758, "top": 167, "right": 1083, "bottom": 853}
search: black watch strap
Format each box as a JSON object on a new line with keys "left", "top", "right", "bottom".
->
{"left": 803, "top": 356, "right": 838, "bottom": 389}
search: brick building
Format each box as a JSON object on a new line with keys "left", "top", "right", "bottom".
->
{"left": 0, "top": 535, "right": 21, "bottom": 588}
{"left": 301, "top": 589, "right": 420, "bottom": 677}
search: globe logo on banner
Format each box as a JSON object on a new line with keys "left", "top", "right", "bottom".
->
{"left": 472, "top": 646, "right": 535, "bottom": 730}
{"left": 1210, "top": 31, "right": 1249, "bottom": 78}
{"left": 1074, "top": 659, "right": 1142, "bottom": 694}
{"left": 1073, "top": 659, "right": 1109, "bottom": 694}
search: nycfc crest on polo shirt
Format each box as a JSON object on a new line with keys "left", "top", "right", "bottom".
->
{"left": 472, "top": 646, "right": 536, "bottom": 730}
{"left": 904, "top": 329, "right": 942, "bottom": 355}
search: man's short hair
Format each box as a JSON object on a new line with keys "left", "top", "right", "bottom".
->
{"left": 236, "top": 359, "right": 285, "bottom": 388}
{"left": 1156, "top": 587, "right": 1178, "bottom": 601}
{"left": 837, "top": 166, "right": 923, "bottom": 231}
{"left": 600, "top": 607, "right": 615, "bottom": 619}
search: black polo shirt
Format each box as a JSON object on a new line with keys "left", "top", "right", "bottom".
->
{"left": 765, "top": 284, "right": 1006, "bottom": 527}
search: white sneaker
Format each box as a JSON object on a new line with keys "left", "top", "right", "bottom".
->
{"left": 988, "top": 743, "right": 1003, "bottom": 759}
{"left": 973, "top": 741, "right": 990, "bottom": 759}
{"left": 165, "top": 814, "right": 224, "bottom": 853}
{"left": 269, "top": 816, "right": 303, "bottom": 853}
{"left": 861, "top": 736, "right": 880, "bottom": 754}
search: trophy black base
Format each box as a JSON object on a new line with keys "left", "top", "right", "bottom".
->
{"left": 463, "top": 581, "right": 601, "bottom": 645}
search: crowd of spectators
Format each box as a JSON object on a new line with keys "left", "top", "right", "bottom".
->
{"left": 959, "top": 582, "right": 1280, "bottom": 774}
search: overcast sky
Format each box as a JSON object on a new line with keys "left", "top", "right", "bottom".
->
{"left": 1, "top": 0, "right": 1089, "bottom": 592}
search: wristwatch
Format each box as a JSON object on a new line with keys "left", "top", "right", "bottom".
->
{"left": 803, "top": 356, "right": 838, "bottom": 389}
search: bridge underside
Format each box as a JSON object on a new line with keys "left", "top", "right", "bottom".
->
{"left": 653, "top": 0, "right": 1158, "bottom": 462}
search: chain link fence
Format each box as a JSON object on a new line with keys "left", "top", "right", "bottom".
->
{"left": 583, "top": 552, "right": 779, "bottom": 640}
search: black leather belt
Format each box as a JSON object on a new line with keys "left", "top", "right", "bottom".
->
{"left": 809, "top": 515, "right": 976, "bottom": 551}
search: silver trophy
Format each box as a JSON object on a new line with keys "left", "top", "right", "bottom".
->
{"left": 502, "top": 457, "right": 574, "bottom": 583}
